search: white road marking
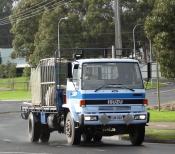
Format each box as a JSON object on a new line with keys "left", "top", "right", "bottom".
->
{"left": 0, "top": 152, "right": 50, "bottom": 154}
{"left": 153, "top": 89, "right": 175, "bottom": 94}
{"left": 103, "top": 135, "right": 120, "bottom": 141}
{"left": 2, "top": 139, "right": 11, "bottom": 142}
{"left": 95, "top": 149, "right": 105, "bottom": 152}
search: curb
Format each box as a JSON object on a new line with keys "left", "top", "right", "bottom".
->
{"left": 144, "top": 137, "right": 175, "bottom": 144}
{"left": 0, "top": 100, "right": 28, "bottom": 102}
{"left": 0, "top": 111, "right": 21, "bottom": 114}
{"left": 121, "top": 136, "right": 175, "bottom": 144}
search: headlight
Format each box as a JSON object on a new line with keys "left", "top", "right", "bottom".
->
{"left": 134, "top": 114, "right": 146, "bottom": 120}
{"left": 84, "top": 116, "right": 98, "bottom": 121}
{"left": 139, "top": 115, "right": 146, "bottom": 120}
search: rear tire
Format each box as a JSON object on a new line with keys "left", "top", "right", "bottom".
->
{"left": 82, "top": 133, "right": 92, "bottom": 143}
{"left": 129, "top": 125, "right": 145, "bottom": 146}
{"left": 28, "top": 113, "right": 40, "bottom": 142}
{"left": 93, "top": 135, "right": 102, "bottom": 143}
{"left": 40, "top": 125, "right": 50, "bottom": 143}
{"left": 65, "top": 112, "right": 81, "bottom": 145}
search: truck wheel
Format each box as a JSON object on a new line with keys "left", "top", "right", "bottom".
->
{"left": 93, "top": 135, "right": 102, "bottom": 143}
{"left": 65, "top": 112, "right": 81, "bottom": 145}
{"left": 129, "top": 125, "right": 145, "bottom": 146}
{"left": 40, "top": 125, "right": 50, "bottom": 143}
{"left": 28, "top": 113, "right": 40, "bottom": 142}
{"left": 82, "top": 133, "right": 92, "bottom": 143}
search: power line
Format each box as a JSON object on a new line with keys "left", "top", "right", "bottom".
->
{"left": 14, "top": 0, "right": 56, "bottom": 15}
{"left": 0, "top": 0, "right": 55, "bottom": 22}
{"left": 0, "top": 0, "right": 64, "bottom": 24}
{"left": 11, "top": 1, "right": 65, "bottom": 22}
{"left": 0, "top": 0, "right": 58, "bottom": 22}
{"left": 11, "top": 0, "right": 58, "bottom": 20}
{"left": 0, "top": 0, "right": 73, "bottom": 26}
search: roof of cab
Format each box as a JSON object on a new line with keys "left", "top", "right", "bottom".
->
{"left": 75, "top": 58, "right": 139, "bottom": 64}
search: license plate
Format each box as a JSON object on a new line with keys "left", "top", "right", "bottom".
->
{"left": 109, "top": 115, "right": 123, "bottom": 120}
{"left": 108, "top": 99, "right": 123, "bottom": 105}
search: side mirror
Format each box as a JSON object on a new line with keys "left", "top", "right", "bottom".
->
{"left": 147, "top": 62, "right": 151, "bottom": 81}
{"left": 67, "top": 62, "right": 73, "bottom": 78}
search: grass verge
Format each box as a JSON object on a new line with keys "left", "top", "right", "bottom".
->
{"left": 145, "top": 109, "right": 175, "bottom": 142}
{"left": 0, "top": 77, "right": 31, "bottom": 101}
{"left": 148, "top": 109, "right": 175, "bottom": 122}
{"left": 145, "top": 81, "right": 165, "bottom": 90}
{"left": 0, "top": 90, "right": 31, "bottom": 101}
{"left": 146, "top": 128, "right": 175, "bottom": 140}
{"left": 0, "top": 77, "right": 29, "bottom": 90}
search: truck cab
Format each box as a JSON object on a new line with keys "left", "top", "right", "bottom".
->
{"left": 64, "top": 58, "right": 149, "bottom": 145}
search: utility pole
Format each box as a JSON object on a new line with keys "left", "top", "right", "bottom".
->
{"left": 58, "top": 17, "right": 68, "bottom": 58}
{"left": 156, "top": 53, "right": 161, "bottom": 111}
{"left": 149, "top": 39, "right": 152, "bottom": 86}
{"left": 132, "top": 24, "right": 142, "bottom": 58}
{"left": 114, "top": 0, "right": 122, "bottom": 58}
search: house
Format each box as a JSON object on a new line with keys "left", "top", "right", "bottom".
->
{"left": 0, "top": 48, "right": 29, "bottom": 76}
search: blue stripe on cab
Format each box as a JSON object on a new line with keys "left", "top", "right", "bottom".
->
{"left": 67, "top": 91, "right": 145, "bottom": 100}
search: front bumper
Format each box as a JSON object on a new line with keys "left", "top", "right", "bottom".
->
{"left": 79, "top": 112, "right": 149, "bottom": 126}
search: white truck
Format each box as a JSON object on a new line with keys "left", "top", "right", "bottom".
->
{"left": 21, "top": 51, "right": 150, "bottom": 146}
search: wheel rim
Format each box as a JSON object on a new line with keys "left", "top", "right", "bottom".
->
{"left": 66, "top": 119, "right": 72, "bottom": 138}
{"left": 29, "top": 119, "right": 32, "bottom": 134}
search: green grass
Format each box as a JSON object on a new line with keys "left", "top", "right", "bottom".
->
{"left": 0, "top": 77, "right": 29, "bottom": 90}
{"left": 146, "top": 109, "right": 175, "bottom": 141}
{"left": 145, "top": 81, "right": 165, "bottom": 90}
{"left": 0, "top": 77, "right": 28, "bottom": 83}
{"left": 122, "top": 129, "right": 175, "bottom": 141}
{"left": 0, "top": 90, "right": 31, "bottom": 101}
{"left": 146, "top": 129, "right": 175, "bottom": 140}
{"left": 148, "top": 109, "right": 175, "bottom": 122}
{"left": 0, "top": 77, "right": 31, "bottom": 101}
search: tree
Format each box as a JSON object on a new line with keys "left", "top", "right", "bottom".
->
{"left": 7, "top": 62, "right": 16, "bottom": 78}
{"left": 121, "top": 0, "right": 155, "bottom": 58}
{"left": 82, "top": 0, "right": 114, "bottom": 48}
{"left": 12, "top": 0, "right": 115, "bottom": 66}
{"left": 11, "top": 0, "right": 41, "bottom": 60}
{"left": 145, "top": 0, "right": 175, "bottom": 78}
{"left": 30, "top": 4, "right": 68, "bottom": 65}
{"left": 22, "top": 66, "right": 31, "bottom": 77}
{"left": 0, "top": 0, "right": 14, "bottom": 47}
{"left": 0, "top": 64, "right": 6, "bottom": 78}
{"left": 0, "top": 63, "right": 16, "bottom": 78}
{"left": 11, "top": 0, "right": 155, "bottom": 66}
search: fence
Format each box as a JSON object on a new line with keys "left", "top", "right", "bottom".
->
{"left": 140, "top": 62, "right": 161, "bottom": 79}
{"left": 0, "top": 78, "right": 30, "bottom": 91}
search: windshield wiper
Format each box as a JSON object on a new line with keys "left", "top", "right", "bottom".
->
{"left": 94, "top": 83, "right": 114, "bottom": 92}
{"left": 114, "top": 84, "right": 135, "bottom": 92}
{"left": 94, "top": 83, "right": 135, "bottom": 92}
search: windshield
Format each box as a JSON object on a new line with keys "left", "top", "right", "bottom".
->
{"left": 82, "top": 62, "right": 143, "bottom": 90}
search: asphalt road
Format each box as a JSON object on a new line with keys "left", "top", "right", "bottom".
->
{"left": 146, "top": 82, "right": 175, "bottom": 105}
{"left": 0, "top": 101, "right": 175, "bottom": 154}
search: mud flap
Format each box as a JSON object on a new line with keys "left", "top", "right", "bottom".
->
{"left": 56, "top": 89, "right": 64, "bottom": 111}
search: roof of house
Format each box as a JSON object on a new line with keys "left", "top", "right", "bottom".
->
{"left": 0, "top": 48, "right": 29, "bottom": 68}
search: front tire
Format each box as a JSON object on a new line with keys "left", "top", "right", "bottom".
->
{"left": 129, "top": 125, "right": 145, "bottom": 146}
{"left": 40, "top": 125, "right": 50, "bottom": 143}
{"left": 65, "top": 112, "right": 81, "bottom": 145}
{"left": 28, "top": 113, "right": 40, "bottom": 142}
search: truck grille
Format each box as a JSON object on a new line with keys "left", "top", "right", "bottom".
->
{"left": 99, "top": 106, "right": 131, "bottom": 111}
{"left": 85, "top": 99, "right": 144, "bottom": 105}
